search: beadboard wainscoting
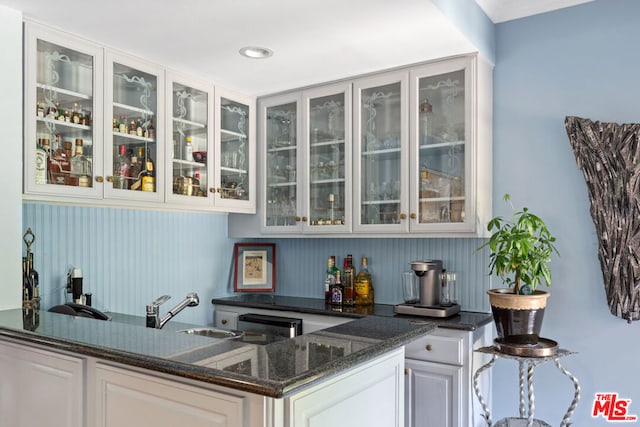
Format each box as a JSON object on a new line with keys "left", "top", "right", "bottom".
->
{"left": 258, "top": 238, "right": 492, "bottom": 313}
{"left": 22, "top": 202, "right": 235, "bottom": 326}
{"left": 23, "top": 202, "right": 492, "bottom": 326}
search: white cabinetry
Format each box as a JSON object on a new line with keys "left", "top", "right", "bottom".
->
{"left": 0, "top": 339, "right": 84, "bottom": 427}
{"left": 229, "top": 53, "right": 491, "bottom": 238}
{"left": 23, "top": 21, "right": 255, "bottom": 213}
{"left": 404, "top": 326, "right": 492, "bottom": 427}
{"left": 93, "top": 363, "right": 248, "bottom": 427}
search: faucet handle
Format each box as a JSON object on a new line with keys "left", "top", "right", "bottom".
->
{"left": 152, "top": 294, "right": 171, "bottom": 307}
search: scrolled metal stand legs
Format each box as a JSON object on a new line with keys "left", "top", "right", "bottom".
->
{"left": 474, "top": 354, "right": 497, "bottom": 427}
{"left": 555, "top": 358, "right": 581, "bottom": 427}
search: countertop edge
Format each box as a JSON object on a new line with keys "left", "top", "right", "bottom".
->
{"left": 0, "top": 316, "right": 437, "bottom": 398}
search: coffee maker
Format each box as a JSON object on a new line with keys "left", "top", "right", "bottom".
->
{"left": 393, "top": 260, "right": 460, "bottom": 317}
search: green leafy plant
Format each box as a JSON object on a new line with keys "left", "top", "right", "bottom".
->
{"left": 479, "top": 194, "right": 559, "bottom": 295}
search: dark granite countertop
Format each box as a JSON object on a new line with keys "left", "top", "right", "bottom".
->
{"left": 0, "top": 307, "right": 436, "bottom": 398}
{"left": 212, "top": 295, "right": 493, "bottom": 331}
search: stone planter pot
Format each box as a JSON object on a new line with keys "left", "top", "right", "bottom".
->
{"left": 487, "top": 289, "right": 550, "bottom": 345}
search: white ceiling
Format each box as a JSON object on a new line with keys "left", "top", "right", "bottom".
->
{"left": 1, "top": 0, "right": 593, "bottom": 96}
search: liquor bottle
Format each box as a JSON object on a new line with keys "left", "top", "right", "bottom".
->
{"left": 118, "top": 115, "right": 127, "bottom": 134}
{"left": 330, "top": 270, "right": 344, "bottom": 306}
{"left": 324, "top": 257, "right": 336, "bottom": 303}
{"left": 35, "top": 138, "right": 49, "bottom": 185}
{"left": 355, "top": 256, "right": 374, "bottom": 306}
{"left": 112, "top": 144, "right": 129, "bottom": 189}
{"left": 127, "top": 154, "right": 142, "bottom": 190}
{"left": 27, "top": 252, "right": 39, "bottom": 307}
{"left": 192, "top": 171, "right": 202, "bottom": 196}
{"left": 184, "top": 136, "right": 194, "bottom": 161}
{"left": 343, "top": 254, "right": 356, "bottom": 306}
{"left": 22, "top": 257, "right": 33, "bottom": 302}
{"left": 70, "top": 139, "right": 92, "bottom": 187}
{"left": 141, "top": 160, "right": 155, "bottom": 192}
{"left": 49, "top": 136, "right": 71, "bottom": 185}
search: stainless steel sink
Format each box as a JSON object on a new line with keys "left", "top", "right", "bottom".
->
{"left": 177, "top": 327, "right": 243, "bottom": 339}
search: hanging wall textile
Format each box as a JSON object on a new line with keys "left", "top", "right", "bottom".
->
{"left": 565, "top": 116, "right": 640, "bottom": 322}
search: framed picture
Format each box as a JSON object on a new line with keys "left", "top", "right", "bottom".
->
{"left": 233, "top": 243, "right": 276, "bottom": 292}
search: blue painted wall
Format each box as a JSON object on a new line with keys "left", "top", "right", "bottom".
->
{"left": 493, "top": 0, "right": 640, "bottom": 424}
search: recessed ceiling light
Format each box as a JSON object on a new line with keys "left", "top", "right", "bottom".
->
{"left": 239, "top": 46, "right": 273, "bottom": 59}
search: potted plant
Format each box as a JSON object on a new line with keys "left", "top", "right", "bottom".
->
{"left": 479, "top": 194, "right": 559, "bottom": 345}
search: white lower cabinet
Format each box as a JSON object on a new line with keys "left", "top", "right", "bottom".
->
{"left": 0, "top": 339, "right": 84, "bottom": 427}
{"left": 92, "top": 363, "right": 248, "bottom": 427}
{"left": 404, "top": 326, "right": 492, "bottom": 427}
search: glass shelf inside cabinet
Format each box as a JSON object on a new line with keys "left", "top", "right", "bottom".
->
{"left": 220, "top": 98, "right": 250, "bottom": 200}
{"left": 266, "top": 102, "right": 298, "bottom": 227}
{"left": 111, "top": 63, "right": 158, "bottom": 192}
{"left": 35, "top": 39, "right": 95, "bottom": 188}
{"left": 171, "top": 82, "right": 208, "bottom": 198}
{"left": 417, "top": 69, "right": 466, "bottom": 224}
{"left": 309, "top": 93, "right": 346, "bottom": 226}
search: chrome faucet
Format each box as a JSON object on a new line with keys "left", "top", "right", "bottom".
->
{"left": 146, "top": 292, "right": 200, "bottom": 329}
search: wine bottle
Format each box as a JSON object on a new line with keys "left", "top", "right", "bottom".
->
{"left": 22, "top": 257, "right": 33, "bottom": 302}
{"left": 27, "top": 252, "right": 39, "bottom": 307}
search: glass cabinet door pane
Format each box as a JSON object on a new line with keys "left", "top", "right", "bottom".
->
{"left": 417, "top": 69, "right": 465, "bottom": 224}
{"left": 308, "top": 93, "right": 346, "bottom": 226}
{"left": 360, "top": 82, "right": 402, "bottom": 225}
{"left": 35, "top": 39, "right": 95, "bottom": 188}
{"left": 171, "top": 82, "right": 209, "bottom": 198}
{"left": 111, "top": 63, "right": 158, "bottom": 192}
{"left": 220, "top": 98, "right": 250, "bottom": 201}
{"left": 266, "top": 102, "right": 298, "bottom": 227}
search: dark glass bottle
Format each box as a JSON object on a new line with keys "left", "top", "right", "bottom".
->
{"left": 343, "top": 254, "right": 356, "bottom": 306}
{"left": 27, "top": 252, "right": 39, "bottom": 306}
{"left": 330, "top": 270, "right": 344, "bottom": 306}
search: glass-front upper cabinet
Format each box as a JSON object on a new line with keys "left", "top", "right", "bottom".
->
{"left": 165, "top": 73, "right": 213, "bottom": 206}
{"left": 24, "top": 24, "right": 104, "bottom": 198}
{"left": 353, "top": 72, "right": 408, "bottom": 233}
{"left": 214, "top": 88, "right": 256, "bottom": 212}
{"left": 104, "top": 50, "right": 164, "bottom": 202}
{"left": 303, "top": 83, "right": 352, "bottom": 233}
{"left": 410, "top": 57, "right": 473, "bottom": 232}
{"left": 261, "top": 94, "right": 302, "bottom": 233}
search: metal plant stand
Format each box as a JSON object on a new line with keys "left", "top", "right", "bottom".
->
{"left": 473, "top": 346, "right": 581, "bottom": 427}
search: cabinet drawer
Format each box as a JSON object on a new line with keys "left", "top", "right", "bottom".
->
{"left": 405, "top": 330, "right": 464, "bottom": 365}
{"left": 215, "top": 310, "right": 238, "bottom": 330}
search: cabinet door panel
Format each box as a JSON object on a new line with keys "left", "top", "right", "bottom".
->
{"left": 215, "top": 88, "right": 256, "bottom": 212}
{"left": 410, "top": 56, "right": 475, "bottom": 233}
{"left": 405, "top": 359, "right": 461, "bottom": 427}
{"left": 0, "top": 340, "right": 84, "bottom": 427}
{"left": 166, "top": 73, "right": 214, "bottom": 207}
{"left": 262, "top": 94, "right": 303, "bottom": 232}
{"left": 94, "top": 364, "right": 245, "bottom": 427}
{"left": 354, "top": 71, "right": 409, "bottom": 233}
{"left": 104, "top": 51, "right": 164, "bottom": 202}
{"left": 302, "top": 83, "right": 352, "bottom": 233}
{"left": 24, "top": 23, "right": 104, "bottom": 198}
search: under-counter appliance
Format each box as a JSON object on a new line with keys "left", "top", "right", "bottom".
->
{"left": 394, "top": 260, "right": 460, "bottom": 317}
{"left": 237, "top": 313, "right": 303, "bottom": 338}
